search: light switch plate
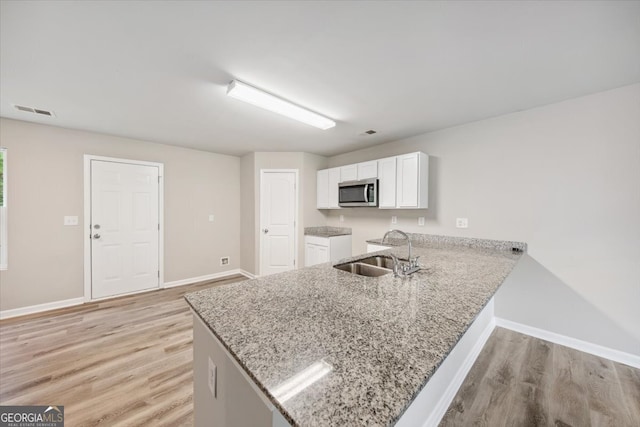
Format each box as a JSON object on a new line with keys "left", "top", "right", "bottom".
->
{"left": 418, "top": 217, "right": 425, "bottom": 226}
{"left": 339, "top": 215, "right": 344, "bottom": 222}
{"left": 64, "top": 216, "right": 79, "bottom": 226}
{"left": 208, "top": 214, "right": 215, "bottom": 222}
{"left": 391, "top": 216, "right": 397, "bottom": 224}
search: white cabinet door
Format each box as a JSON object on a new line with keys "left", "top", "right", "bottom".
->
{"left": 305, "top": 242, "right": 329, "bottom": 266}
{"left": 377, "top": 157, "right": 397, "bottom": 208}
{"left": 396, "top": 152, "right": 428, "bottom": 208}
{"left": 316, "top": 245, "right": 329, "bottom": 264}
{"left": 328, "top": 167, "right": 341, "bottom": 209}
{"left": 397, "top": 153, "right": 419, "bottom": 207}
{"left": 357, "top": 161, "right": 377, "bottom": 179}
{"left": 340, "top": 165, "right": 357, "bottom": 182}
{"left": 304, "top": 243, "right": 316, "bottom": 266}
{"left": 316, "top": 169, "right": 329, "bottom": 209}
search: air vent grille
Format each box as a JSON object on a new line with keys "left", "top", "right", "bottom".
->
{"left": 13, "top": 104, "right": 55, "bottom": 117}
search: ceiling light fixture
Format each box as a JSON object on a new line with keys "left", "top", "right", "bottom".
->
{"left": 226, "top": 80, "right": 336, "bottom": 130}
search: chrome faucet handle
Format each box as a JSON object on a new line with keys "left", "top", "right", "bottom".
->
{"left": 410, "top": 256, "right": 420, "bottom": 268}
{"left": 389, "top": 254, "right": 401, "bottom": 277}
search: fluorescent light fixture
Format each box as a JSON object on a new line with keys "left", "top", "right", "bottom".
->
{"left": 270, "top": 359, "right": 333, "bottom": 403}
{"left": 226, "top": 80, "right": 336, "bottom": 130}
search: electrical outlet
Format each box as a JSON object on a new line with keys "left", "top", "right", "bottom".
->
{"left": 391, "top": 216, "right": 397, "bottom": 224}
{"left": 220, "top": 256, "right": 229, "bottom": 266}
{"left": 208, "top": 214, "right": 215, "bottom": 222}
{"left": 339, "top": 215, "right": 344, "bottom": 222}
{"left": 208, "top": 357, "right": 217, "bottom": 398}
{"left": 64, "top": 216, "right": 78, "bottom": 226}
{"left": 418, "top": 217, "right": 425, "bottom": 226}
{"left": 456, "top": 218, "right": 469, "bottom": 228}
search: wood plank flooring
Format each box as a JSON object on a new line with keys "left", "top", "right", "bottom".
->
{"left": 440, "top": 327, "right": 640, "bottom": 427}
{"left": 2, "top": 283, "right": 638, "bottom": 427}
{"left": 0, "top": 275, "right": 245, "bottom": 427}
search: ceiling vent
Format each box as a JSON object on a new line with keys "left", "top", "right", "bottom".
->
{"left": 360, "top": 129, "right": 377, "bottom": 136}
{"left": 13, "top": 104, "right": 55, "bottom": 117}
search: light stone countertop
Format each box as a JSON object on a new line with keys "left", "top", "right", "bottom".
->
{"left": 185, "top": 236, "right": 524, "bottom": 426}
{"left": 304, "top": 226, "right": 352, "bottom": 238}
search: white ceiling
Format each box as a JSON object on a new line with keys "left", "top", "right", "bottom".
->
{"left": 1, "top": 1, "right": 639, "bottom": 157}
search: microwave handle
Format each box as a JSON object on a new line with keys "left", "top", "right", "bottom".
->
{"left": 364, "top": 184, "right": 369, "bottom": 203}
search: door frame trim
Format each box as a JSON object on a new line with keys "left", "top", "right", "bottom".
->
{"left": 258, "top": 169, "right": 299, "bottom": 277}
{"left": 83, "top": 155, "right": 165, "bottom": 302}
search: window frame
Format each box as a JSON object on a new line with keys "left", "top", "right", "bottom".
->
{"left": 0, "top": 147, "right": 7, "bottom": 270}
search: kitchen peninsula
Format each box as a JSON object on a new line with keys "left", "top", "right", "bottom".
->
{"left": 186, "top": 234, "right": 526, "bottom": 426}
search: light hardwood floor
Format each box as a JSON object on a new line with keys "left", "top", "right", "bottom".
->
{"left": 440, "top": 327, "right": 640, "bottom": 427}
{"left": 0, "top": 275, "right": 245, "bottom": 426}
{"left": 2, "top": 281, "right": 638, "bottom": 427}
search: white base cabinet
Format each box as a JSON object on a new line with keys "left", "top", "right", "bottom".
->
{"left": 367, "top": 243, "right": 391, "bottom": 253}
{"left": 304, "top": 235, "right": 352, "bottom": 267}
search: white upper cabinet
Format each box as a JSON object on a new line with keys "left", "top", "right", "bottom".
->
{"left": 340, "top": 164, "right": 357, "bottom": 182}
{"left": 377, "top": 156, "right": 397, "bottom": 208}
{"left": 396, "top": 152, "right": 428, "bottom": 208}
{"left": 328, "top": 167, "right": 341, "bottom": 208}
{"left": 339, "top": 161, "right": 377, "bottom": 182}
{"left": 316, "top": 152, "right": 428, "bottom": 210}
{"left": 316, "top": 169, "right": 329, "bottom": 209}
{"left": 357, "top": 161, "right": 378, "bottom": 180}
{"left": 317, "top": 167, "right": 341, "bottom": 209}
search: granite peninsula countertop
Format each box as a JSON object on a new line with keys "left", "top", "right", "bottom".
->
{"left": 185, "top": 235, "right": 525, "bottom": 426}
{"left": 304, "top": 226, "right": 352, "bottom": 238}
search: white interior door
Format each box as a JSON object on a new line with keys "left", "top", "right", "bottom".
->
{"left": 260, "top": 171, "right": 297, "bottom": 276}
{"left": 90, "top": 160, "right": 160, "bottom": 299}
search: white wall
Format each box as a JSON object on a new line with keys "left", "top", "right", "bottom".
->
{"left": 326, "top": 84, "right": 640, "bottom": 356}
{"left": 0, "top": 118, "right": 241, "bottom": 311}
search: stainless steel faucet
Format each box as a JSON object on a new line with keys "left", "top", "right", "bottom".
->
{"left": 382, "top": 230, "right": 420, "bottom": 277}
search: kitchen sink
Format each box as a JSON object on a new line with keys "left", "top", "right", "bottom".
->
{"left": 334, "top": 257, "right": 394, "bottom": 277}
{"left": 358, "top": 256, "right": 396, "bottom": 269}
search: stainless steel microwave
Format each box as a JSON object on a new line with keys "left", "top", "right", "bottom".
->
{"left": 338, "top": 178, "right": 378, "bottom": 207}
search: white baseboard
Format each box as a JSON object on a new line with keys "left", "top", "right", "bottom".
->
{"left": 495, "top": 317, "right": 640, "bottom": 369}
{"left": 0, "top": 297, "right": 85, "bottom": 320}
{"left": 163, "top": 269, "right": 252, "bottom": 288}
{"left": 239, "top": 269, "right": 257, "bottom": 279}
{"left": 1, "top": 270, "right": 254, "bottom": 321}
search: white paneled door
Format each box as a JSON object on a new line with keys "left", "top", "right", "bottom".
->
{"left": 260, "top": 170, "right": 297, "bottom": 276}
{"left": 90, "top": 160, "right": 160, "bottom": 299}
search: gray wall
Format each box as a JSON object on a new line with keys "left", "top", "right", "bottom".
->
{"left": 326, "top": 83, "right": 640, "bottom": 355}
{"left": 240, "top": 152, "right": 256, "bottom": 273}
{"left": 0, "top": 118, "right": 241, "bottom": 311}
{"left": 240, "top": 152, "right": 327, "bottom": 275}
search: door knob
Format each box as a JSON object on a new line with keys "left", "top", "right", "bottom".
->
{"left": 94, "top": 224, "right": 101, "bottom": 229}
{"left": 93, "top": 233, "right": 101, "bottom": 239}
{"left": 263, "top": 229, "right": 269, "bottom": 234}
